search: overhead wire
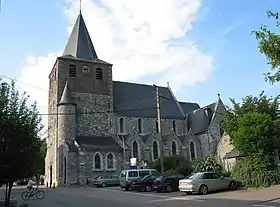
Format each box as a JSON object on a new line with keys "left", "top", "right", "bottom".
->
{"left": 0, "top": 74, "right": 153, "bottom": 114}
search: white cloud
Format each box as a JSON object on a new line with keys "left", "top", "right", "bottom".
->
{"left": 19, "top": 0, "right": 213, "bottom": 129}
{"left": 18, "top": 52, "right": 60, "bottom": 132}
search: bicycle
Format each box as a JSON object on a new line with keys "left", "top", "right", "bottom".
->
{"left": 21, "top": 187, "right": 45, "bottom": 200}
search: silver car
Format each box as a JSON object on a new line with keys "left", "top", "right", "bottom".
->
{"left": 179, "top": 172, "right": 236, "bottom": 195}
{"left": 94, "top": 176, "right": 119, "bottom": 188}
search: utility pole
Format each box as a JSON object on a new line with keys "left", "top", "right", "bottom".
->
{"left": 154, "top": 84, "right": 164, "bottom": 174}
{"left": 122, "top": 135, "right": 126, "bottom": 168}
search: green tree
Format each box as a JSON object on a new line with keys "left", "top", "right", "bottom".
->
{"left": 0, "top": 80, "right": 43, "bottom": 207}
{"left": 36, "top": 138, "right": 47, "bottom": 175}
{"left": 222, "top": 92, "right": 280, "bottom": 157}
{"left": 252, "top": 10, "right": 280, "bottom": 84}
{"left": 222, "top": 92, "right": 280, "bottom": 187}
{"left": 232, "top": 112, "right": 276, "bottom": 157}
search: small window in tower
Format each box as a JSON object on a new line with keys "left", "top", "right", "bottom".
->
{"left": 138, "top": 118, "right": 142, "bottom": 133}
{"left": 69, "top": 64, "right": 76, "bottom": 78}
{"left": 172, "top": 120, "right": 176, "bottom": 132}
{"left": 84, "top": 108, "right": 89, "bottom": 117}
{"left": 155, "top": 120, "right": 159, "bottom": 133}
{"left": 96, "top": 68, "right": 103, "bottom": 80}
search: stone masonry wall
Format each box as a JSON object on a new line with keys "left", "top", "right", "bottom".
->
{"left": 45, "top": 61, "right": 59, "bottom": 186}
{"left": 217, "top": 133, "right": 234, "bottom": 163}
{"left": 57, "top": 104, "right": 76, "bottom": 185}
{"left": 111, "top": 115, "right": 186, "bottom": 135}
{"left": 83, "top": 151, "right": 123, "bottom": 182}
{"left": 73, "top": 92, "right": 111, "bottom": 137}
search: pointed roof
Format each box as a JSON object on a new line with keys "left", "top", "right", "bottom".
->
{"left": 62, "top": 12, "right": 98, "bottom": 61}
{"left": 58, "top": 82, "right": 76, "bottom": 106}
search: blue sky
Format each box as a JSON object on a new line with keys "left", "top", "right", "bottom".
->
{"left": 0, "top": 0, "right": 279, "bottom": 111}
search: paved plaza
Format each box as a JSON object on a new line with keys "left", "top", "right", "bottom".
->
{"left": 3, "top": 185, "right": 280, "bottom": 207}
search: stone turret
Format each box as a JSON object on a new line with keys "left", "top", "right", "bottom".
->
{"left": 57, "top": 81, "right": 76, "bottom": 185}
{"left": 57, "top": 81, "right": 76, "bottom": 144}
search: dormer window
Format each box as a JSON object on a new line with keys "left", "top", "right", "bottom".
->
{"left": 96, "top": 68, "right": 103, "bottom": 80}
{"left": 69, "top": 64, "right": 76, "bottom": 78}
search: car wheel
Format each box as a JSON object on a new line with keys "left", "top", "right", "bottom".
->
{"left": 166, "top": 185, "right": 172, "bottom": 193}
{"left": 101, "top": 182, "right": 107, "bottom": 188}
{"left": 124, "top": 186, "right": 130, "bottom": 191}
{"left": 145, "top": 185, "right": 152, "bottom": 192}
{"left": 199, "top": 185, "right": 208, "bottom": 195}
{"left": 229, "top": 181, "right": 236, "bottom": 190}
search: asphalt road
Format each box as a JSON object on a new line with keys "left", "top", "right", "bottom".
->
{"left": 5, "top": 186, "right": 280, "bottom": 207}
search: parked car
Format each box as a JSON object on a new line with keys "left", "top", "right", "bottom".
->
{"left": 153, "top": 174, "right": 185, "bottom": 193}
{"left": 131, "top": 175, "right": 159, "bottom": 192}
{"left": 94, "top": 176, "right": 119, "bottom": 187}
{"left": 178, "top": 172, "right": 236, "bottom": 195}
{"left": 119, "top": 169, "right": 160, "bottom": 191}
{"left": 16, "top": 180, "right": 28, "bottom": 186}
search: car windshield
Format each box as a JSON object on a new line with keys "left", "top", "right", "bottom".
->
{"left": 185, "top": 173, "right": 201, "bottom": 180}
{"left": 141, "top": 175, "right": 151, "bottom": 180}
{"left": 156, "top": 176, "right": 164, "bottom": 181}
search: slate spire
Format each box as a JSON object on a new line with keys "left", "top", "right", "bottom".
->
{"left": 58, "top": 82, "right": 76, "bottom": 106}
{"left": 62, "top": 13, "right": 98, "bottom": 61}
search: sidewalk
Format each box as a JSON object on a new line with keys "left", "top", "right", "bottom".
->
{"left": 205, "top": 185, "right": 280, "bottom": 202}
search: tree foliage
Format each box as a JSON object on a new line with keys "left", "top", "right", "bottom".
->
{"left": 0, "top": 80, "right": 43, "bottom": 206}
{"left": 222, "top": 92, "right": 280, "bottom": 157}
{"left": 223, "top": 92, "right": 280, "bottom": 188}
{"left": 36, "top": 138, "right": 47, "bottom": 175}
{"left": 194, "top": 157, "right": 221, "bottom": 173}
{"left": 252, "top": 10, "right": 280, "bottom": 84}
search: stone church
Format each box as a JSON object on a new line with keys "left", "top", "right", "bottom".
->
{"left": 44, "top": 12, "right": 226, "bottom": 186}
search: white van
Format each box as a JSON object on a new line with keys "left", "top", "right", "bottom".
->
{"left": 119, "top": 169, "right": 160, "bottom": 191}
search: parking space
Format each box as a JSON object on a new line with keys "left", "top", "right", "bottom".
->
{"left": 105, "top": 185, "right": 189, "bottom": 198}
{"left": 104, "top": 185, "right": 243, "bottom": 199}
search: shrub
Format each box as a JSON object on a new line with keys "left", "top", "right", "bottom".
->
{"left": 220, "top": 170, "right": 231, "bottom": 178}
{"left": 150, "top": 155, "right": 192, "bottom": 176}
{"left": 164, "top": 169, "right": 178, "bottom": 175}
{"left": 194, "top": 157, "right": 222, "bottom": 172}
{"left": 231, "top": 157, "right": 279, "bottom": 188}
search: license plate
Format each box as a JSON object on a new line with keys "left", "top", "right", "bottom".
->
{"left": 154, "top": 186, "right": 157, "bottom": 189}
{"left": 132, "top": 182, "right": 136, "bottom": 184}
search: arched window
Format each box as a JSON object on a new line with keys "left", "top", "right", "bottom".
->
{"left": 155, "top": 121, "right": 159, "bottom": 133}
{"left": 172, "top": 120, "right": 176, "bottom": 132}
{"left": 138, "top": 118, "right": 142, "bottom": 133}
{"left": 69, "top": 64, "right": 76, "bottom": 78}
{"left": 171, "top": 141, "right": 177, "bottom": 155}
{"left": 190, "top": 141, "right": 196, "bottom": 160}
{"left": 106, "top": 153, "right": 114, "bottom": 169}
{"left": 94, "top": 153, "right": 101, "bottom": 169}
{"left": 119, "top": 118, "right": 124, "bottom": 133}
{"left": 96, "top": 68, "right": 103, "bottom": 80}
{"left": 153, "top": 141, "right": 159, "bottom": 160}
{"left": 132, "top": 141, "right": 138, "bottom": 159}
